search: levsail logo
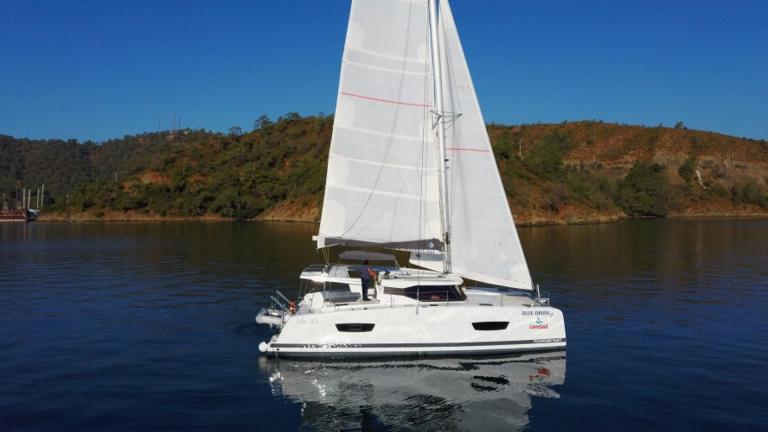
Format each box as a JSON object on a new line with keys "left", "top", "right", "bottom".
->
{"left": 529, "top": 317, "right": 548, "bottom": 330}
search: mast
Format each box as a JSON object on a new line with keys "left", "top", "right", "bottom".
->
{"left": 429, "top": 0, "right": 452, "bottom": 273}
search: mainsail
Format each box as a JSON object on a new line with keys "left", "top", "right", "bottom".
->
{"left": 318, "top": 0, "right": 533, "bottom": 290}
{"left": 316, "top": 0, "right": 443, "bottom": 250}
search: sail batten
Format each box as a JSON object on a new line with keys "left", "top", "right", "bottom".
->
{"left": 336, "top": 126, "right": 430, "bottom": 144}
{"left": 331, "top": 155, "right": 438, "bottom": 172}
{"left": 328, "top": 185, "right": 432, "bottom": 201}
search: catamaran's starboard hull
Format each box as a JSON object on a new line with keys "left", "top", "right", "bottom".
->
{"left": 259, "top": 304, "right": 566, "bottom": 358}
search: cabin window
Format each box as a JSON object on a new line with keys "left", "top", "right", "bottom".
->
{"left": 325, "top": 282, "right": 351, "bottom": 292}
{"left": 384, "top": 285, "right": 465, "bottom": 302}
{"left": 307, "top": 281, "right": 351, "bottom": 292}
{"left": 472, "top": 321, "right": 509, "bottom": 331}
{"left": 336, "top": 323, "right": 375, "bottom": 332}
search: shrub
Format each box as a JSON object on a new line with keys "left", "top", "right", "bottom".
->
{"left": 524, "top": 133, "right": 571, "bottom": 180}
{"left": 678, "top": 156, "right": 697, "bottom": 185}
{"left": 615, "top": 161, "right": 670, "bottom": 217}
{"left": 731, "top": 180, "right": 767, "bottom": 208}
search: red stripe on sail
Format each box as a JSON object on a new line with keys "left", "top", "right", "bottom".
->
{"left": 341, "top": 91, "right": 431, "bottom": 108}
{"left": 447, "top": 147, "right": 490, "bottom": 152}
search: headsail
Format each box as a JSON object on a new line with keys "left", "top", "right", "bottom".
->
{"left": 316, "top": 0, "right": 443, "bottom": 251}
{"left": 412, "top": 0, "right": 533, "bottom": 290}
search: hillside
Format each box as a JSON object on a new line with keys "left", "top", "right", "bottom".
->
{"left": 2, "top": 115, "right": 767, "bottom": 224}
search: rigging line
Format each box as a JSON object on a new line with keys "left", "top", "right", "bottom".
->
{"left": 337, "top": 0, "right": 416, "bottom": 241}
{"left": 426, "top": 0, "right": 450, "bottom": 274}
{"left": 322, "top": 247, "right": 330, "bottom": 267}
{"left": 433, "top": 1, "right": 456, "bottom": 255}
{"left": 442, "top": 20, "right": 461, "bottom": 227}
{"left": 386, "top": 3, "right": 426, "bottom": 243}
{"left": 416, "top": 6, "right": 431, "bottom": 287}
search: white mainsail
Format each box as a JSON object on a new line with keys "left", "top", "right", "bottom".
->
{"left": 316, "top": 0, "right": 443, "bottom": 250}
{"left": 318, "top": 0, "right": 532, "bottom": 290}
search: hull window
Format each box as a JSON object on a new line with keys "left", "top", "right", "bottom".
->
{"left": 336, "top": 323, "right": 375, "bottom": 332}
{"left": 472, "top": 321, "right": 509, "bottom": 331}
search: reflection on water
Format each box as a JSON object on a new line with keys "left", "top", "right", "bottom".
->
{"left": 261, "top": 353, "right": 565, "bottom": 431}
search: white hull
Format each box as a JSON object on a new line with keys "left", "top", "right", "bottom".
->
{"left": 259, "top": 296, "right": 566, "bottom": 358}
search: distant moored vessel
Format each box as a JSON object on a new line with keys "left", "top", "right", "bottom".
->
{"left": 0, "top": 209, "right": 38, "bottom": 222}
{"left": 1, "top": 186, "right": 41, "bottom": 222}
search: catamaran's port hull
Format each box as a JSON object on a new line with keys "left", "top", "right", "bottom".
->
{"left": 261, "top": 344, "right": 566, "bottom": 358}
{"left": 259, "top": 304, "right": 566, "bottom": 358}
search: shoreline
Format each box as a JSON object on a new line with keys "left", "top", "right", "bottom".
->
{"left": 39, "top": 212, "right": 234, "bottom": 223}
{"left": 37, "top": 210, "right": 768, "bottom": 226}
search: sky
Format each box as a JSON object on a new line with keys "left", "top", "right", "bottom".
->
{"left": 1, "top": 0, "right": 766, "bottom": 142}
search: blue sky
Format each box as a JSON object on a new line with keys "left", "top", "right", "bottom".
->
{"left": 1, "top": 0, "right": 766, "bottom": 141}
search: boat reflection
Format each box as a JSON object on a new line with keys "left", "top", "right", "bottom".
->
{"left": 260, "top": 352, "right": 566, "bottom": 431}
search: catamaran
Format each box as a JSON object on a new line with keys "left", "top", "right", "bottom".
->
{"left": 256, "top": 0, "right": 566, "bottom": 357}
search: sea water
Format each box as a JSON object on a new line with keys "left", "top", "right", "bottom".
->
{"left": 1, "top": 219, "right": 766, "bottom": 431}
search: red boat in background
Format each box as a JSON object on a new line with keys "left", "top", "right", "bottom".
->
{"left": 0, "top": 209, "right": 38, "bottom": 222}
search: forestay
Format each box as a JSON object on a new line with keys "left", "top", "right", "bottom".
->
{"left": 316, "top": 0, "right": 443, "bottom": 250}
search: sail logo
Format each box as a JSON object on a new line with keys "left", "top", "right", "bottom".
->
{"left": 529, "top": 317, "right": 548, "bottom": 330}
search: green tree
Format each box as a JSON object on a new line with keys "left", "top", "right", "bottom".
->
{"left": 615, "top": 161, "right": 669, "bottom": 217}
{"left": 731, "top": 180, "right": 767, "bottom": 208}
{"left": 253, "top": 115, "right": 273, "bottom": 131}
{"left": 524, "top": 133, "right": 570, "bottom": 180}
{"left": 678, "top": 156, "right": 697, "bottom": 185}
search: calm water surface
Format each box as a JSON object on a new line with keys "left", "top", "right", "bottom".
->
{"left": 1, "top": 220, "right": 767, "bottom": 431}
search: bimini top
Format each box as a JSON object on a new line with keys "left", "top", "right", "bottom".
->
{"left": 339, "top": 251, "right": 396, "bottom": 263}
